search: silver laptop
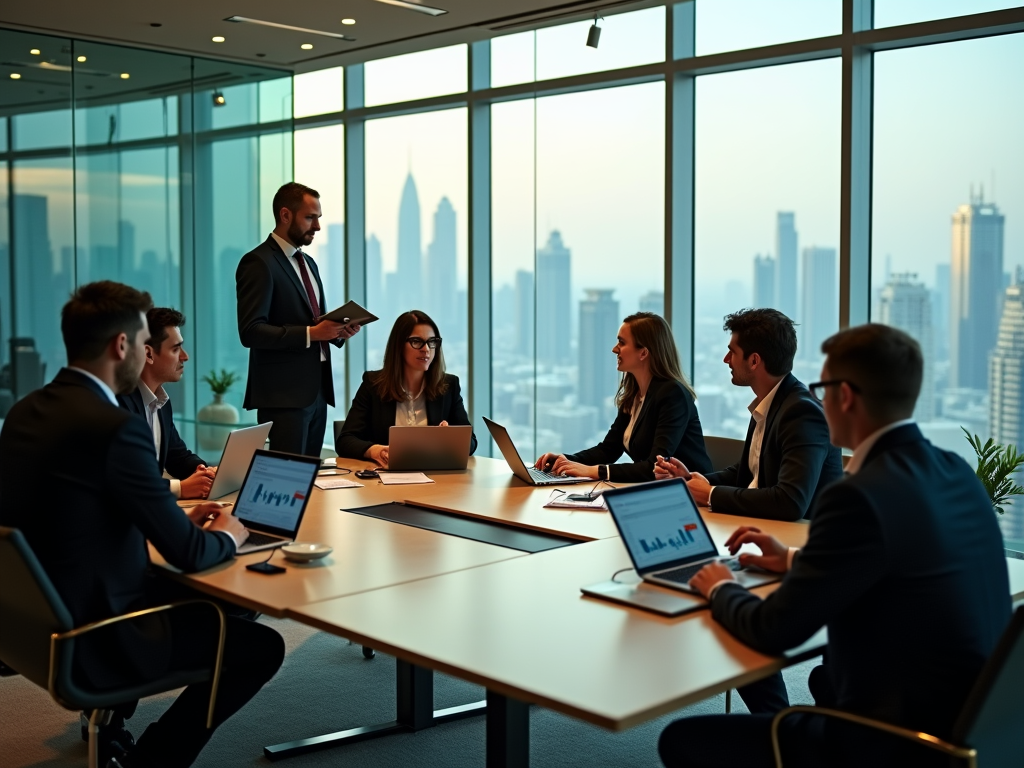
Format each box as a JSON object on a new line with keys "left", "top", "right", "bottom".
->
{"left": 482, "top": 416, "right": 589, "bottom": 486}
{"left": 181, "top": 422, "right": 273, "bottom": 506}
{"left": 603, "top": 479, "right": 781, "bottom": 594}
{"left": 232, "top": 449, "right": 320, "bottom": 554}
{"left": 387, "top": 425, "right": 472, "bottom": 471}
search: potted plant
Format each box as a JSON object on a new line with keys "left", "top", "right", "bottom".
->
{"left": 197, "top": 369, "right": 241, "bottom": 453}
{"left": 963, "top": 427, "right": 1024, "bottom": 514}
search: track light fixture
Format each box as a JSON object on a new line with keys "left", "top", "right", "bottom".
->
{"left": 587, "top": 15, "right": 602, "bottom": 49}
{"left": 212, "top": 90, "right": 226, "bottom": 107}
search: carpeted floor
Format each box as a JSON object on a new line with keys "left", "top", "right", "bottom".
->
{"left": 1, "top": 615, "right": 817, "bottom": 767}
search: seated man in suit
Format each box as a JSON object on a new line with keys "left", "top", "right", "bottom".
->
{"left": 118, "top": 306, "right": 216, "bottom": 500}
{"left": 0, "top": 281, "right": 284, "bottom": 768}
{"left": 658, "top": 324, "right": 1011, "bottom": 768}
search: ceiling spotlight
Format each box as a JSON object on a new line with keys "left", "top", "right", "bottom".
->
{"left": 587, "top": 15, "right": 602, "bottom": 49}
{"left": 77, "top": 55, "right": 87, "bottom": 62}
{"left": 120, "top": 72, "right": 130, "bottom": 79}
{"left": 212, "top": 90, "right": 227, "bottom": 107}
{"left": 10, "top": 73, "right": 22, "bottom": 80}
{"left": 341, "top": 18, "right": 356, "bottom": 25}
{"left": 300, "top": 43, "right": 314, "bottom": 50}
{"left": 212, "top": 35, "right": 225, "bottom": 43}
{"left": 30, "top": 48, "right": 41, "bottom": 55}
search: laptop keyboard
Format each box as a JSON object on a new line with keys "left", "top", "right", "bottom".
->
{"left": 243, "top": 531, "right": 284, "bottom": 548}
{"left": 656, "top": 558, "right": 742, "bottom": 584}
{"left": 528, "top": 468, "right": 562, "bottom": 483}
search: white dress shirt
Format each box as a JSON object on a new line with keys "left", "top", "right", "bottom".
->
{"left": 138, "top": 381, "right": 182, "bottom": 498}
{"left": 270, "top": 231, "right": 325, "bottom": 362}
{"left": 623, "top": 394, "right": 646, "bottom": 451}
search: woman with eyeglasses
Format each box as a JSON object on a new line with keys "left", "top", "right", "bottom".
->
{"left": 534, "top": 311, "right": 712, "bottom": 482}
{"left": 336, "top": 310, "right": 477, "bottom": 467}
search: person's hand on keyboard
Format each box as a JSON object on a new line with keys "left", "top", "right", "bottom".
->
{"left": 724, "top": 526, "right": 789, "bottom": 573}
{"left": 185, "top": 501, "right": 231, "bottom": 526}
{"left": 688, "top": 561, "right": 736, "bottom": 598}
{"left": 549, "top": 455, "right": 599, "bottom": 479}
{"left": 206, "top": 506, "right": 248, "bottom": 547}
{"left": 534, "top": 453, "right": 563, "bottom": 473}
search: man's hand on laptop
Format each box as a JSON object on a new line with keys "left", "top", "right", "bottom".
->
{"left": 724, "top": 526, "right": 789, "bottom": 573}
{"left": 184, "top": 501, "right": 230, "bottom": 526}
{"left": 205, "top": 506, "right": 248, "bottom": 547}
{"left": 689, "top": 561, "right": 736, "bottom": 598}
{"left": 181, "top": 465, "right": 216, "bottom": 499}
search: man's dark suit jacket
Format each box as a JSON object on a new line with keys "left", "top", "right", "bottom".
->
{"left": 0, "top": 369, "right": 235, "bottom": 689}
{"left": 236, "top": 235, "right": 343, "bottom": 410}
{"left": 336, "top": 372, "right": 478, "bottom": 458}
{"left": 565, "top": 377, "right": 712, "bottom": 483}
{"left": 706, "top": 373, "right": 843, "bottom": 520}
{"left": 118, "top": 385, "right": 206, "bottom": 479}
{"left": 711, "top": 424, "right": 1011, "bottom": 760}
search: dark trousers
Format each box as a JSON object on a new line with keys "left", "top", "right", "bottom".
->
{"left": 257, "top": 382, "right": 329, "bottom": 458}
{"left": 736, "top": 671, "right": 790, "bottom": 714}
{"left": 124, "top": 611, "right": 284, "bottom": 768}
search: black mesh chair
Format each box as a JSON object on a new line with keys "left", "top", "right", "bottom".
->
{"left": 0, "top": 527, "right": 227, "bottom": 768}
{"left": 770, "top": 605, "right": 1024, "bottom": 768}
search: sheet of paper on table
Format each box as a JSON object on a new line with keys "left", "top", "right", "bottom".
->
{"left": 377, "top": 472, "right": 435, "bottom": 485}
{"left": 314, "top": 476, "right": 364, "bottom": 490}
{"left": 543, "top": 490, "right": 608, "bottom": 509}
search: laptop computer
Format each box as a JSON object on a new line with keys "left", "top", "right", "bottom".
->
{"left": 602, "top": 478, "right": 781, "bottom": 594}
{"left": 482, "top": 416, "right": 590, "bottom": 486}
{"left": 229, "top": 449, "right": 320, "bottom": 554}
{"left": 387, "top": 425, "right": 472, "bottom": 471}
{"left": 179, "top": 422, "right": 273, "bottom": 506}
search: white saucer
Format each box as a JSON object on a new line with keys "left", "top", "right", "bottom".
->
{"left": 281, "top": 542, "right": 333, "bottom": 562}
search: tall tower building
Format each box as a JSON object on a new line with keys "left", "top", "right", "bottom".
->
{"left": 775, "top": 212, "right": 798, "bottom": 320}
{"left": 515, "top": 269, "right": 534, "bottom": 357}
{"left": 879, "top": 273, "right": 935, "bottom": 422}
{"left": 366, "top": 234, "right": 383, "bottom": 316}
{"left": 426, "top": 197, "right": 457, "bottom": 333}
{"left": 800, "top": 246, "right": 837, "bottom": 360}
{"left": 950, "top": 194, "right": 1005, "bottom": 391}
{"left": 989, "top": 270, "right": 1024, "bottom": 544}
{"left": 536, "top": 230, "right": 572, "bottom": 366}
{"left": 396, "top": 173, "right": 422, "bottom": 313}
{"left": 639, "top": 290, "right": 664, "bottom": 317}
{"left": 753, "top": 254, "right": 776, "bottom": 309}
{"left": 578, "top": 289, "right": 620, "bottom": 409}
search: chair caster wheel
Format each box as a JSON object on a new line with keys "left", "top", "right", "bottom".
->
{"left": 362, "top": 646, "right": 376, "bottom": 660}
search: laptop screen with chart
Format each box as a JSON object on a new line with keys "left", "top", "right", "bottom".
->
{"left": 233, "top": 450, "right": 319, "bottom": 539}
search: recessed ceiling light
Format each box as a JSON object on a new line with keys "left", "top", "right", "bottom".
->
{"left": 371, "top": 0, "right": 447, "bottom": 17}
{"left": 120, "top": 73, "right": 130, "bottom": 79}
{"left": 77, "top": 55, "right": 87, "bottom": 62}
{"left": 341, "top": 18, "right": 356, "bottom": 25}
{"left": 30, "top": 49, "right": 41, "bottom": 55}
{"left": 10, "top": 73, "right": 22, "bottom": 79}
{"left": 212, "top": 36, "right": 225, "bottom": 43}
{"left": 224, "top": 16, "right": 355, "bottom": 41}
{"left": 300, "top": 43, "right": 314, "bottom": 50}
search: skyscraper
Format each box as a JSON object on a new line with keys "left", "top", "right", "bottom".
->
{"left": 950, "top": 194, "right": 1005, "bottom": 391}
{"left": 753, "top": 254, "right": 776, "bottom": 308}
{"left": 324, "top": 223, "right": 346, "bottom": 318}
{"left": 934, "top": 263, "right": 951, "bottom": 362}
{"left": 365, "top": 233, "right": 383, "bottom": 319}
{"left": 578, "top": 289, "right": 620, "bottom": 409}
{"left": 988, "top": 269, "right": 1024, "bottom": 544}
{"left": 426, "top": 196, "right": 457, "bottom": 333}
{"left": 396, "top": 172, "right": 422, "bottom": 313}
{"left": 800, "top": 246, "right": 837, "bottom": 360}
{"left": 879, "top": 273, "right": 934, "bottom": 421}
{"left": 515, "top": 269, "right": 534, "bottom": 357}
{"left": 536, "top": 230, "right": 571, "bottom": 367}
{"left": 639, "top": 290, "right": 664, "bottom": 317}
{"left": 775, "top": 212, "right": 798, "bottom": 320}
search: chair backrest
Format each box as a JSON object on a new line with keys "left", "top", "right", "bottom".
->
{"left": 952, "top": 605, "right": 1024, "bottom": 767}
{"left": 0, "top": 527, "right": 74, "bottom": 688}
{"left": 703, "top": 435, "right": 744, "bottom": 473}
{"left": 333, "top": 420, "right": 345, "bottom": 445}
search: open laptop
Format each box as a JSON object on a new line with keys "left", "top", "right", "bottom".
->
{"left": 482, "top": 416, "right": 589, "bottom": 486}
{"left": 180, "top": 422, "right": 273, "bottom": 506}
{"left": 229, "top": 449, "right": 320, "bottom": 554}
{"left": 602, "top": 478, "right": 781, "bottom": 594}
{"left": 388, "top": 425, "right": 472, "bottom": 471}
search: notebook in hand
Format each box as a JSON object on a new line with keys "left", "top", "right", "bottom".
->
{"left": 320, "top": 299, "right": 378, "bottom": 326}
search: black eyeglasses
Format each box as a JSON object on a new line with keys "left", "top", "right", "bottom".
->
{"left": 406, "top": 336, "right": 442, "bottom": 350}
{"left": 808, "top": 379, "right": 861, "bottom": 400}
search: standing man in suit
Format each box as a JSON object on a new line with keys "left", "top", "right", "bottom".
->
{"left": 658, "top": 324, "right": 1011, "bottom": 768}
{"left": 236, "top": 182, "right": 361, "bottom": 457}
{"left": 0, "top": 281, "right": 284, "bottom": 767}
{"left": 119, "top": 306, "right": 215, "bottom": 500}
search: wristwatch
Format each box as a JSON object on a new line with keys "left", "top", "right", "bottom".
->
{"left": 598, "top": 465, "right": 609, "bottom": 481}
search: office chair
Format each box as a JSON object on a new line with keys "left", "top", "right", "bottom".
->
{"left": 0, "top": 527, "right": 227, "bottom": 768}
{"left": 770, "top": 605, "right": 1024, "bottom": 768}
{"left": 703, "top": 436, "right": 744, "bottom": 473}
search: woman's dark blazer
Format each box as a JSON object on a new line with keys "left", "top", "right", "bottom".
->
{"left": 565, "top": 377, "right": 712, "bottom": 482}
{"left": 336, "top": 371, "right": 478, "bottom": 459}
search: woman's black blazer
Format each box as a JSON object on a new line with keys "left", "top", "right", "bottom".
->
{"left": 565, "top": 377, "right": 712, "bottom": 482}
{"left": 336, "top": 371, "right": 477, "bottom": 459}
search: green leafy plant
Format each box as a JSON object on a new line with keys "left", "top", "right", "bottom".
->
{"left": 963, "top": 427, "right": 1024, "bottom": 514}
{"left": 202, "top": 369, "right": 240, "bottom": 397}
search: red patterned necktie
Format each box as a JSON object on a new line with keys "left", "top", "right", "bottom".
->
{"left": 294, "top": 252, "right": 329, "bottom": 358}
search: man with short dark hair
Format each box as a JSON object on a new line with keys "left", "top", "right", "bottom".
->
{"left": 236, "top": 181, "right": 361, "bottom": 457}
{"left": 118, "top": 307, "right": 215, "bottom": 499}
{"left": 657, "top": 324, "right": 1011, "bottom": 768}
{"left": 0, "top": 281, "right": 284, "bottom": 768}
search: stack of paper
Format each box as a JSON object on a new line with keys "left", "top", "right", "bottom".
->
{"left": 315, "top": 476, "right": 364, "bottom": 490}
{"left": 378, "top": 472, "right": 435, "bottom": 485}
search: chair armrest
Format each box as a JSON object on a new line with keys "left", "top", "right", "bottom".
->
{"left": 49, "top": 600, "right": 227, "bottom": 729}
{"left": 770, "top": 705, "right": 977, "bottom": 768}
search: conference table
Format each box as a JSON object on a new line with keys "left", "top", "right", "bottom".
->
{"left": 154, "top": 456, "right": 1024, "bottom": 767}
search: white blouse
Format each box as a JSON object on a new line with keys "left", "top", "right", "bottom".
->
{"left": 396, "top": 385, "right": 428, "bottom": 427}
{"left": 623, "top": 394, "right": 646, "bottom": 451}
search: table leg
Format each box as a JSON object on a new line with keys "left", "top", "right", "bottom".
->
{"left": 486, "top": 690, "right": 529, "bottom": 768}
{"left": 263, "top": 660, "right": 486, "bottom": 761}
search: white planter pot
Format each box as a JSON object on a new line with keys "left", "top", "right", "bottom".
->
{"left": 197, "top": 393, "right": 239, "bottom": 454}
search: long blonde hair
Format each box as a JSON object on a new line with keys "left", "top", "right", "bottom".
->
{"left": 614, "top": 312, "right": 696, "bottom": 410}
